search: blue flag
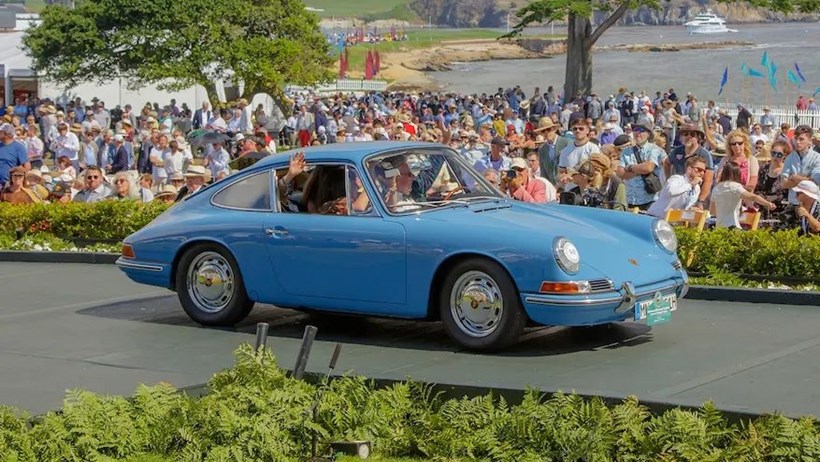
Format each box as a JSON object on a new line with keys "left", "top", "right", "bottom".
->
{"left": 787, "top": 70, "right": 801, "bottom": 86}
{"left": 761, "top": 51, "right": 769, "bottom": 70}
{"left": 814, "top": 87, "right": 820, "bottom": 97}
{"left": 740, "top": 63, "right": 749, "bottom": 77}
{"left": 748, "top": 67, "right": 765, "bottom": 78}
{"left": 718, "top": 67, "right": 728, "bottom": 96}
{"left": 794, "top": 63, "right": 807, "bottom": 83}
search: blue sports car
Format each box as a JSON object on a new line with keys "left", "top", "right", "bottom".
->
{"left": 118, "top": 141, "right": 688, "bottom": 351}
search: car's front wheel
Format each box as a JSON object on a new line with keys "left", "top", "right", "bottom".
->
{"left": 439, "top": 258, "right": 526, "bottom": 351}
{"left": 176, "top": 244, "right": 254, "bottom": 326}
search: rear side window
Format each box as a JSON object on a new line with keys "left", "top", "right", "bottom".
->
{"left": 212, "top": 171, "right": 271, "bottom": 211}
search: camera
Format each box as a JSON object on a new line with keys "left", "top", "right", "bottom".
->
{"left": 559, "top": 188, "right": 607, "bottom": 208}
{"left": 505, "top": 169, "right": 517, "bottom": 180}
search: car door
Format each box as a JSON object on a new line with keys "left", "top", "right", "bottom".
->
{"left": 263, "top": 163, "right": 408, "bottom": 310}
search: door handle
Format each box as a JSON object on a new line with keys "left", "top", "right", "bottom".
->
{"left": 265, "top": 227, "right": 289, "bottom": 238}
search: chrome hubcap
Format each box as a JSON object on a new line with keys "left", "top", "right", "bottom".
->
{"left": 449, "top": 270, "right": 503, "bottom": 338}
{"left": 187, "top": 251, "right": 234, "bottom": 313}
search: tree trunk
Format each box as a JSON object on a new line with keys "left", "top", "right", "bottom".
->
{"left": 203, "top": 81, "right": 220, "bottom": 108}
{"left": 563, "top": 12, "right": 593, "bottom": 103}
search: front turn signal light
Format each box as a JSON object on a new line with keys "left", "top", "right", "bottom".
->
{"left": 539, "top": 281, "right": 591, "bottom": 294}
{"left": 121, "top": 244, "right": 135, "bottom": 259}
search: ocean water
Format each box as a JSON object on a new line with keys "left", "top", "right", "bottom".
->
{"left": 429, "top": 23, "right": 820, "bottom": 106}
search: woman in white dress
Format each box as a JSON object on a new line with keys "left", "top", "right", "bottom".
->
{"left": 710, "top": 162, "right": 776, "bottom": 229}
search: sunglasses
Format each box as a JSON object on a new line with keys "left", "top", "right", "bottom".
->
{"left": 633, "top": 127, "right": 648, "bottom": 133}
{"left": 692, "top": 166, "right": 706, "bottom": 173}
{"left": 571, "top": 126, "right": 587, "bottom": 132}
{"left": 86, "top": 175, "right": 100, "bottom": 180}
{"left": 772, "top": 151, "right": 785, "bottom": 158}
{"left": 114, "top": 179, "right": 127, "bottom": 184}
{"left": 729, "top": 141, "right": 744, "bottom": 146}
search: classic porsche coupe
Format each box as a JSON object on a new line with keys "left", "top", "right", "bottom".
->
{"left": 118, "top": 141, "right": 688, "bottom": 351}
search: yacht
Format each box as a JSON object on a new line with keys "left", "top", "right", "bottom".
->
{"left": 684, "top": 10, "right": 738, "bottom": 35}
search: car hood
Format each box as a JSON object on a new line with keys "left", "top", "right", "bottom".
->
{"left": 422, "top": 200, "right": 677, "bottom": 285}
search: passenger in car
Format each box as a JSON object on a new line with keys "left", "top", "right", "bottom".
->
{"left": 302, "top": 165, "right": 346, "bottom": 213}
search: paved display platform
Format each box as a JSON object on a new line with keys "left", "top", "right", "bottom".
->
{"left": 1, "top": 262, "right": 819, "bottom": 417}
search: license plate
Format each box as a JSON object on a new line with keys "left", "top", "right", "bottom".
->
{"left": 635, "top": 292, "right": 676, "bottom": 326}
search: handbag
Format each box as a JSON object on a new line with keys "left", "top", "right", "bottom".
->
{"left": 634, "top": 145, "right": 662, "bottom": 194}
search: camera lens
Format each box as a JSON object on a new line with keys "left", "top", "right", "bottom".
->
{"left": 506, "top": 169, "right": 517, "bottom": 180}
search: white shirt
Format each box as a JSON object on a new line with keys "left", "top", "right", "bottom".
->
{"left": 647, "top": 175, "right": 700, "bottom": 218}
{"left": 711, "top": 181, "right": 746, "bottom": 228}
{"left": 559, "top": 141, "right": 600, "bottom": 191}
{"left": 165, "top": 151, "right": 184, "bottom": 177}
{"left": 53, "top": 133, "right": 80, "bottom": 161}
{"left": 150, "top": 147, "right": 169, "bottom": 180}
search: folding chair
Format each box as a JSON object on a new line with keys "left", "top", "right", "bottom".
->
{"left": 739, "top": 211, "right": 761, "bottom": 230}
{"left": 664, "top": 209, "right": 709, "bottom": 232}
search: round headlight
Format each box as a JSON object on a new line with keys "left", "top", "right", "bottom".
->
{"left": 553, "top": 237, "right": 581, "bottom": 274}
{"left": 654, "top": 220, "right": 678, "bottom": 253}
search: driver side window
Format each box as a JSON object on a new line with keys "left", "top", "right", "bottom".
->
{"left": 274, "top": 164, "right": 375, "bottom": 217}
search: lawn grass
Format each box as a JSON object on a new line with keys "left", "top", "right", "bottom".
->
{"left": 305, "top": 0, "right": 411, "bottom": 18}
{"left": 339, "top": 29, "right": 504, "bottom": 72}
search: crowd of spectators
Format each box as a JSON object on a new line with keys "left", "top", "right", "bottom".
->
{"left": 1, "top": 85, "right": 819, "bottom": 235}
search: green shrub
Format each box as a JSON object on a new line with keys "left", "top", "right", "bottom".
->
{"left": 677, "top": 227, "right": 820, "bottom": 279}
{"left": 0, "top": 201, "right": 170, "bottom": 242}
{"left": 2, "top": 344, "right": 820, "bottom": 461}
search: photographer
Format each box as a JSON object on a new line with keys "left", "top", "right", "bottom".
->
{"left": 617, "top": 123, "right": 666, "bottom": 211}
{"left": 504, "top": 158, "right": 547, "bottom": 203}
{"left": 563, "top": 153, "right": 627, "bottom": 211}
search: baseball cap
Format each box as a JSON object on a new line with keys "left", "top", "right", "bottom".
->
{"left": 510, "top": 157, "right": 528, "bottom": 170}
{"left": 613, "top": 134, "right": 632, "bottom": 147}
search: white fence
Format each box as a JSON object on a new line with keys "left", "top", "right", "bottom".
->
{"left": 724, "top": 104, "right": 820, "bottom": 129}
{"left": 288, "top": 79, "right": 388, "bottom": 96}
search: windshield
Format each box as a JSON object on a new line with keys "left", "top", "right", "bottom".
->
{"left": 364, "top": 148, "right": 504, "bottom": 214}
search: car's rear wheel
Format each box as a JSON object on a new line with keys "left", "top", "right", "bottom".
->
{"left": 439, "top": 258, "right": 526, "bottom": 351}
{"left": 176, "top": 244, "right": 254, "bottom": 326}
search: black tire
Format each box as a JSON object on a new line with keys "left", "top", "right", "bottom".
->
{"left": 439, "top": 258, "right": 526, "bottom": 351}
{"left": 176, "top": 243, "right": 254, "bottom": 326}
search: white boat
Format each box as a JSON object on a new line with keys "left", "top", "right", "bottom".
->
{"left": 684, "top": 10, "right": 738, "bottom": 35}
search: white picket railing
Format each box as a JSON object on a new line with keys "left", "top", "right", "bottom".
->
{"left": 724, "top": 104, "right": 820, "bottom": 128}
{"left": 303, "top": 79, "right": 388, "bottom": 95}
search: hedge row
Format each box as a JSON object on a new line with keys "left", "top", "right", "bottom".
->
{"left": 2, "top": 202, "right": 819, "bottom": 280}
{"left": 0, "top": 202, "right": 170, "bottom": 241}
{"left": 2, "top": 344, "right": 819, "bottom": 461}
{"left": 676, "top": 227, "right": 820, "bottom": 279}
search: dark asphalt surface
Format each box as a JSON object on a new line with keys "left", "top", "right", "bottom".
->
{"left": 1, "top": 262, "right": 818, "bottom": 417}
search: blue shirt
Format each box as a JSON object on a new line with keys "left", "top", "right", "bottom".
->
{"left": 620, "top": 142, "right": 666, "bottom": 206}
{"left": 782, "top": 149, "right": 820, "bottom": 204}
{"left": 0, "top": 140, "right": 28, "bottom": 184}
{"left": 473, "top": 155, "right": 511, "bottom": 174}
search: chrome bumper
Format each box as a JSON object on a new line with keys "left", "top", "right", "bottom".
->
{"left": 525, "top": 277, "right": 688, "bottom": 311}
{"left": 115, "top": 257, "right": 163, "bottom": 272}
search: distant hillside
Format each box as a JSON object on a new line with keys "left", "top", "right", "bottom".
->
{"left": 307, "top": 0, "right": 818, "bottom": 26}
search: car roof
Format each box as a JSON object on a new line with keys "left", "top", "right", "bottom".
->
{"left": 253, "top": 141, "right": 438, "bottom": 168}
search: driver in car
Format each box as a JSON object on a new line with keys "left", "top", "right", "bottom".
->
{"left": 378, "top": 155, "right": 421, "bottom": 212}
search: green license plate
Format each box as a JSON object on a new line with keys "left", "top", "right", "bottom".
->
{"left": 634, "top": 292, "right": 676, "bottom": 326}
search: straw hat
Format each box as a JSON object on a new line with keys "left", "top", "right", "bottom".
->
{"left": 533, "top": 117, "right": 556, "bottom": 132}
{"left": 154, "top": 184, "right": 178, "bottom": 199}
{"left": 184, "top": 165, "right": 207, "bottom": 178}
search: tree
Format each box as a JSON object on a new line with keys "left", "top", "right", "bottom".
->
{"left": 22, "top": 0, "right": 334, "bottom": 105}
{"left": 503, "top": 0, "right": 818, "bottom": 102}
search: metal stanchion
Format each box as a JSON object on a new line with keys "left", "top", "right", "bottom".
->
{"left": 293, "top": 325, "right": 318, "bottom": 380}
{"left": 254, "top": 322, "right": 269, "bottom": 351}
